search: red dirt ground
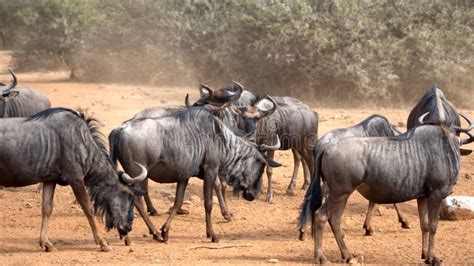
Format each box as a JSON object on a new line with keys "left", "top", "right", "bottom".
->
{"left": 0, "top": 70, "right": 473, "bottom": 264}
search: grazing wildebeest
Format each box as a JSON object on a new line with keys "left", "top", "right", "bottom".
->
{"left": 298, "top": 114, "right": 410, "bottom": 240}
{"left": 109, "top": 107, "right": 281, "bottom": 243}
{"left": 119, "top": 83, "right": 245, "bottom": 219}
{"left": 193, "top": 84, "right": 316, "bottom": 199}
{"left": 1, "top": 69, "right": 51, "bottom": 118}
{"left": 407, "top": 84, "right": 472, "bottom": 156}
{"left": 241, "top": 95, "right": 318, "bottom": 202}
{"left": 116, "top": 104, "right": 236, "bottom": 221}
{"left": 299, "top": 108, "right": 474, "bottom": 264}
{"left": 0, "top": 108, "right": 147, "bottom": 252}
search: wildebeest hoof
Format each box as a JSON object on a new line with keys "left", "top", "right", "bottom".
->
{"left": 211, "top": 235, "right": 220, "bottom": 243}
{"left": 347, "top": 254, "right": 363, "bottom": 264}
{"left": 161, "top": 229, "right": 169, "bottom": 243}
{"left": 101, "top": 245, "right": 113, "bottom": 252}
{"left": 364, "top": 228, "right": 374, "bottom": 236}
{"left": 301, "top": 183, "right": 309, "bottom": 190}
{"left": 42, "top": 242, "right": 57, "bottom": 252}
{"left": 148, "top": 209, "right": 159, "bottom": 216}
{"left": 401, "top": 221, "right": 411, "bottom": 229}
{"left": 265, "top": 195, "right": 274, "bottom": 203}
{"left": 298, "top": 231, "right": 306, "bottom": 241}
{"left": 286, "top": 189, "right": 296, "bottom": 196}
{"left": 425, "top": 257, "right": 442, "bottom": 265}
{"left": 124, "top": 236, "right": 133, "bottom": 246}
{"left": 315, "top": 255, "right": 328, "bottom": 264}
{"left": 223, "top": 213, "right": 233, "bottom": 221}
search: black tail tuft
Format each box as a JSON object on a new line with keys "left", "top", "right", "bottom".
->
{"left": 298, "top": 150, "right": 324, "bottom": 236}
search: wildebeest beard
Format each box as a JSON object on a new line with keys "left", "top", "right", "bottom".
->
{"left": 90, "top": 184, "right": 135, "bottom": 233}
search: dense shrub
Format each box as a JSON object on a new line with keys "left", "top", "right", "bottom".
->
{"left": 2, "top": 0, "right": 473, "bottom": 107}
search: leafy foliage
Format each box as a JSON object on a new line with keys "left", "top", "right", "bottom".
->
{"left": 2, "top": 0, "right": 473, "bottom": 106}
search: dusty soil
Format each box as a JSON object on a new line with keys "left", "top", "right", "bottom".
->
{"left": 0, "top": 70, "right": 473, "bottom": 264}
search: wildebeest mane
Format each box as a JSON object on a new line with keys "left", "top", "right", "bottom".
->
{"left": 25, "top": 107, "right": 79, "bottom": 121}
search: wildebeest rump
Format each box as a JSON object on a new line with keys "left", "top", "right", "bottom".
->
{"left": 109, "top": 107, "right": 281, "bottom": 243}
{"left": 299, "top": 106, "right": 474, "bottom": 264}
{"left": 0, "top": 69, "right": 51, "bottom": 118}
{"left": 0, "top": 108, "right": 146, "bottom": 252}
{"left": 298, "top": 114, "right": 410, "bottom": 240}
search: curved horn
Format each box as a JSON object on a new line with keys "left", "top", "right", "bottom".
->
{"left": 199, "top": 83, "right": 214, "bottom": 98}
{"left": 259, "top": 135, "right": 281, "bottom": 151}
{"left": 418, "top": 112, "right": 430, "bottom": 125}
{"left": 460, "top": 131, "right": 474, "bottom": 146}
{"left": 453, "top": 113, "right": 474, "bottom": 133}
{"left": 120, "top": 162, "right": 147, "bottom": 185}
{"left": 4, "top": 68, "right": 17, "bottom": 92}
{"left": 185, "top": 94, "right": 191, "bottom": 107}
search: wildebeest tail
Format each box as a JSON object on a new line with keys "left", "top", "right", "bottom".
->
{"left": 108, "top": 127, "right": 123, "bottom": 169}
{"left": 297, "top": 149, "right": 324, "bottom": 236}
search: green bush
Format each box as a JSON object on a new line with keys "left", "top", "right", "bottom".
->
{"left": 3, "top": 0, "right": 473, "bottom": 107}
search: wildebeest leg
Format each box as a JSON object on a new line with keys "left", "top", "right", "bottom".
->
{"left": 205, "top": 173, "right": 219, "bottom": 242}
{"left": 314, "top": 201, "right": 329, "bottom": 263}
{"left": 393, "top": 204, "right": 410, "bottom": 229}
{"left": 286, "top": 150, "right": 300, "bottom": 196}
{"left": 265, "top": 150, "right": 275, "bottom": 202}
{"left": 417, "top": 197, "right": 429, "bottom": 260}
{"left": 142, "top": 179, "right": 158, "bottom": 216}
{"left": 70, "top": 180, "right": 112, "bottom": 252}
{"left": 327, "top": 194, "right": 353, "bottom": 262}
{"left": 160, "top": 179, "right": 189, "bottom": 243}
{"left": 134, "top": 196, "right": 160, "bottom": 243}
{"left": 363, "top": 201, "right": 376, "bottom": 236}
{"left": 301, "top": 157, "right": 310, "bottom": 190}
{"left": 425, "top": 196, "right": 443, "bottom": 265}
{"left": 214, "top": 177, "right": 232, "bottom": 221}
{"left": 39, "top": 182, "right": 57, "bottom": 252}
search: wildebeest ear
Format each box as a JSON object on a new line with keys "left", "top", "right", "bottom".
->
{"left": 266, "top": 158, "right": 282, "bottom": 168}
{"left": 255, "top": 96, "right": 277, "bottom": 118}
{"left": 3, "top": 90, "right": 19, "bottom": 100}
{"left": 460, "top": 148, "right": 472, "bottom": 156}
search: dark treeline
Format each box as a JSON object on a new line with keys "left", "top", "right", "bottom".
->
{"left": 1, "top": 0, "right": 472, "bottom": 106}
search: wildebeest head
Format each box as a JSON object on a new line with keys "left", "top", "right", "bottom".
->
{"left": 241, "top": 95, "right": 277, "bottom": 134}
{"left": 418, "top": 112, "right": 474, "bottom": 155}
{"left": 186, "top": 80, "right": 244, "bottom": 107}
{"left": 407, "top": 85, "right": 461, "bottom": 130}
{"left": 94, "top": 163, "right": 147, "bottom": 236}
{"left": 0, "top": 69, "right": 19, "bottom": 117}
{"left": 233, "top": 147, "right": 282, "bottom": 201}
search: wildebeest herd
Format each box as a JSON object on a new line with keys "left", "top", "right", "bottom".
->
{"left": 0, "top": 70, "right": 472, "bottom": 264}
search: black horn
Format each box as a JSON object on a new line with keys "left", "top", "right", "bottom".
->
{"left": 453, "top": 113, "right": 474, "bottom": 133}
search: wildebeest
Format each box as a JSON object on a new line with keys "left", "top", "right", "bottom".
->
{"left": 109, "top": 107, "right": 281, "bottom": 243}
{"left": 299, "top": 106, "right": 473, "bottom": 264}
{"left": 193, "top": 85, "right": 317, "bottom": 201}
{"left": 0, "top": 108, "right": 146, "bottom": 252}
{"left": 117, "top": 104, "right": 236, "bottom": 221}
{"left": 407, "top": 84, "right": 471, "bottom": 156}
{"left": 298, "top": 114, "right": 410, "bottom": 241}
{"left": 1, "top": 69, "right": 51, "bottom": 118}
{"left": 242, "top": 95, "right": 318, "bottom": 202}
